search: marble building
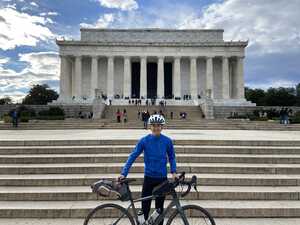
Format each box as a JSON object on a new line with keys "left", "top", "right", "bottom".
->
{"left": 56, "top": 28, "right": 253, "bottom": 106}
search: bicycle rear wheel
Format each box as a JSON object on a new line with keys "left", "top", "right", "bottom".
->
{"left": 83, "top": 203, "right": 135, "bottom": 225}
{"left": 166, "top": 204, "right": 216, "bottom": 225}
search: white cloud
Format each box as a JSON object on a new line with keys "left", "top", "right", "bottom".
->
{"left": 19, "top": 51, "right": 59, "bottom": 77}
{"left": 80, "top": 13, "right": 115, "bottom": 28}
{"left": 247, "top": 79, "right": 298, "bottom": 90}
{"left": 177, "top": 0, "right": 300, "bottom": 55}
{"left": 39, "top": 11, "right": 59, "bottom": 16}
{"left": 30, "top": 1, "right": 38, "bottom": 7}
{"left": 0, "top": 57, "right": 10, "bottom": 65}
{"left": 0, "top": 52, "right": 59, "bottom": 101}
{"left": 0, "top": 7, "right": 54, "bottom": 50}
{"left": 98, "top": 0, "right": 138, "bottom": 11}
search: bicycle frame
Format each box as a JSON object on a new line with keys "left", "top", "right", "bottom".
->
{"left": 119, "top": 185, "right": 189, "bottom": 225}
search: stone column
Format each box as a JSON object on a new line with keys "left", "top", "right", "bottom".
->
{"left": 90, "top": 56, "right": 98, "bottom": 99}
{"left": 107, "top": 56, "right": 114, "bottom": 98}
{"left": 236, "top": 56, "right": 245, "bottom": 99}
{"left": 74, "top": 56, "right": 82, "bottom": 98}
{"left": 206, "top": 57, "right": 214, "bottom": 99}
{"left": 222, "top": 56, "right": 230, "bottom": 99}
{"left": 123, "top": 56, "right": 131, "bottom": 98}
{"left": 190, "top": 57, "right": 198, "bottom": 99}
{"left": 140, "top": 56, "right": 147, "bottom": 98}
{"left": 59, "top": 55, "right": 67, "bottom": 100}
{"left": 173, "top": 56, "right": 181, "bottom": 98}
{"left": 157, "top": 56, "right": 164, "bottom": 99}
{"left": 66, "top": 57, "right": 72, "bottom": 98}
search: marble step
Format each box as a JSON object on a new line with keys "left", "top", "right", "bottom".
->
{"left": 1, "top": 139, "right": 299, "bottom": 146}
{"left": 0, "top": 200, "right": 300, "bottom": 218}
{"left": 1, "top": 173, "right": 299, "bottom": 186}
{"left": 1, "top": 218, "right": 300, "bottom": 225}
{"left": 2, "top": 153, "right": 300, "bottom": 164}
{"left": 1, "top": 145, "right": 300, "bottom": 155}
{"left": 2, "top": 121, "right": 299, "bottom": 127}
{"left": 1, "top": 185, "right": 300, "bottom": 201}
{"left": 2, "top": 163, "right": 300, "bottom": 174}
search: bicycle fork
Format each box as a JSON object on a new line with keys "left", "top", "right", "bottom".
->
{"left": 174, "top": 198, "right": 189, "bottom": 225}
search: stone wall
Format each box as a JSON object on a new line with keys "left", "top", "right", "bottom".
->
{"left": 80, "top": 28, "right": 224, "bottom": 43}
{"left": 214, "top": 106, "right": 300, "bottom": 118}
{"left": 0, "top": 104, "right": 93, "bottom": 118}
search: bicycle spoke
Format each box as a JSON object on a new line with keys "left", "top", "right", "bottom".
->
{"left": 84, "top": 204, "right": 135, "bottom": 225}
{"left": 167, "top": 205, "right": 215, "bottom": 225}
{"left": 88, "top": 218, "right": 132, "bottom": 225}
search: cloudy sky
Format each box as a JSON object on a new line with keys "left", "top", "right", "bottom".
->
{"left": 0, "top": 0, "right": 299, "bottom": 102}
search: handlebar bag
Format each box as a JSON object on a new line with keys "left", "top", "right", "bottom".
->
{"left": 91, "top": 179, "right": 130, "bottom": 201}
{"left": 152, "top": 180, "right": 172, "bottom": 196}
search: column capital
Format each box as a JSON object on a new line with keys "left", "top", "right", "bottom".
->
{"left": 205, "top": 56, "right": 214, "bottom": 60}
{"left": 123, "top": 56, "right": 131, "bottom": 60}
{"left": 189, "top": 56, "right": 198, "bottom": 60}
{"left": 91, "top": 55, "right": 99, "bottom": 59}
{"left": 157, "top": 56, "right": 165, "bottom": 60}
{"left": 174, "top": 56, "right": 181, "bottom": 60}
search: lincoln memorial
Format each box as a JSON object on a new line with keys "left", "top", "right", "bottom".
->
{"left": 55, "top": 28, "right": 254, "bottom": 107}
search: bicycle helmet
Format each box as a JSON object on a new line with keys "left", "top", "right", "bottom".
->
{"left": 148, "top": 114, "right": 166, "bottom": 125}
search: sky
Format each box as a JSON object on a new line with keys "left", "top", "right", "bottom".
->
{"left": 0, "top": 0, "right": 299, "bottom": 102}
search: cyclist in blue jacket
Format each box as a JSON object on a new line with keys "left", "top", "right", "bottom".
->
{"left": 118, "top": 114, "right": 177, "bottom": 223}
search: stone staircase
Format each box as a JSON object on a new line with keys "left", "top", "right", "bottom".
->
{"left": 1, "top": 105, "right": 300, "bottom": 130}
{"left": 102, "top": 105, "right": 204, "bottom": 121}
{"left": 1, "top": 138, "right": 300, "bottom": 224}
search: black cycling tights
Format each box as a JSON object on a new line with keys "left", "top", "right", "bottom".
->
{"left": 141, "top": 176, "right": 167, "bottom": 225}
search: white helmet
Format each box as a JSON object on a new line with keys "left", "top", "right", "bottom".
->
{"left": 148, "top": 114, "right": 166, "bottom": 125}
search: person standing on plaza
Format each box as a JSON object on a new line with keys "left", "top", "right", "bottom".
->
{"left": 137, "top": 110, "right": 141, "bottom": 120}
{"left": 116, "top": 109, "right": 121, "bottom": 123}
{"left": 142, "top": 111, "right": 147, "bottom": 129}
{"left": 123, "top": 109, "right": 128, "bottom": 123}
{"left": 11, "top": 108, "right": 18, "bottom": 128}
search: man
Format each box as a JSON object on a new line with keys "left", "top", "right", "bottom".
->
{"left": 118, "top": 114, "right": 177, "bottom": 223}
{"left": 11, "top": 109, "right": 18, "bottom": 128}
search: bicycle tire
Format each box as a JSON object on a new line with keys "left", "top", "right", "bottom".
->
{"left": 83, "top": 203, "right": 135, "bottom": 225}
{"left": 166, "top": 204, "right": 216, "bottom": 225}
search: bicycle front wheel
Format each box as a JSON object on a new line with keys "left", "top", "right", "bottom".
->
{"left": 166, "top": 204, "right": 216, "bottom": 225}
{"left": 83, "top": 203, "right": 135, "bottom": 225}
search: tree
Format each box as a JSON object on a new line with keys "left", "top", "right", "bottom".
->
{"left": 296, "top": 83, "right": 300, "bottom": 97}
{"left": 296, "top": 83, "right": 300, "bottom": 106}
{"left": 245, "top": 87, "right": 266, "bottom": 106}
{"left": 22, "top": 84, "right": 58, "bottom": 105}
{"left": 0, "top": 97, "right": 12, "bottom": 105}
{"left": 264, "top": 87, "right": 297, "bottom": 106}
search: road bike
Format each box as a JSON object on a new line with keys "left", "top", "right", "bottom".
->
{"left": 84, "top": 172, "right": 216, "bottom": 225}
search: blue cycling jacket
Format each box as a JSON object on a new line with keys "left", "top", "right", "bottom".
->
{"left": 121, "top": 134, "right": 177, "bottom": 178}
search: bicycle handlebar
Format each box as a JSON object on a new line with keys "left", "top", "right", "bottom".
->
{"left": 172, "top": 172, "right": 198, "bottom": 197}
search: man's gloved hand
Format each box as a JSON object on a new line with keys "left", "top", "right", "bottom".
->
{"left": 117, "top": 174, "right": 125, "bottom": 181}
{"left": 172, "top": 173, "right": 179, "bottom": 180}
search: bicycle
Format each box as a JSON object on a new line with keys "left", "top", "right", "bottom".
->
{"left": 84, "top": 172, "right": 216, "bottom": 225}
